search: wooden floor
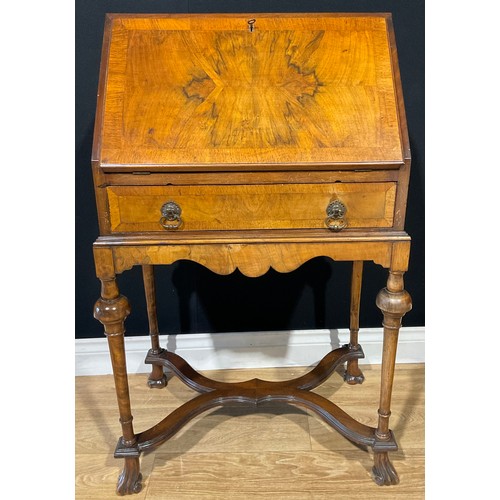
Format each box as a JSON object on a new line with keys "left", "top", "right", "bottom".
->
{"left": 76, "top": 363, "right": 424, "bottom": 499}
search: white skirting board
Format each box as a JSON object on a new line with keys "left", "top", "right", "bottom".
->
{"left": 75, "top": 327, "right": 424, "bottom": 376}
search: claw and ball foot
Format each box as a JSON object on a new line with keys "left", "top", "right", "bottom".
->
{"left": 147, "top": 372, "right": 168, "bottom": 389}
{"left": 344, "top": 344, "right": 365, "bottom": 385}
{"left": 116, "top": 457, "right": 143, "bottom": 495}
{"left": 372, "top": 452, "right": 399, "bottom": 486}
{"left": 343, "top": 363, "right": 365, "bottom": 385}
{"left": 147, "top": 357, "right": 168, "bottom": 388}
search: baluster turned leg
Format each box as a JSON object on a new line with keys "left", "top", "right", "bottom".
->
{"left": 94, "top": 277, "right": 142, "bottom": 495}
{"left": 142, "top": 265, "right": 167, "bottom": 388}
{"left": 344, "top": 261, "right": 365, "bottom": 384}
{"left": 372, "top": 270, "right": 412, "bottom": 485}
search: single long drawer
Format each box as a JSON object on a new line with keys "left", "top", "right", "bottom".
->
{"left": 107, "top": 183, "right": 397, "bottom": 232}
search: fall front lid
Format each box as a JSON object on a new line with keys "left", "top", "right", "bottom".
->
{"left": 94, "top": 14, "right": 405, "bottom": 171}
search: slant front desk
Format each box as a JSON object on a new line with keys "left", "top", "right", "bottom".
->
{"left": 91, "top": 13, "right": 413, "bottom": 495}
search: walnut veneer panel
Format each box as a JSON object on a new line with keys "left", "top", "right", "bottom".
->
{"left": 107, "top": 182, "right": 396, "bottom": 232}
{"left": 95, "top": 14, "right": 404, "bottom": 170}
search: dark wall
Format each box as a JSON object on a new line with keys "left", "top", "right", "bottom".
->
{"left": 76, "top": 0, "right": 424, "bottom": 339}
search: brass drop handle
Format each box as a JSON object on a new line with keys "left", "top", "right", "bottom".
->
{"left": 325, "top": 200, "right": 347, "bottom": 231}
{"left": 160, "top": 201, "right": 183, "bottom": 230}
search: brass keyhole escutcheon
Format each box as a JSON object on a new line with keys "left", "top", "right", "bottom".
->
{"left": 325, "top": 200, "right": 347, "bottom": 231}
{"left": 160, "top": 201, "right": 183, "bottom": 230}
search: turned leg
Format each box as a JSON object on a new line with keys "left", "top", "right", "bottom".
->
{"left": 372, "top": 270, "right": 412, "bottom": 485}
{"left": 94, "top": 277, "right": 142, "bottom": 495}
{"left": 344, "top": 261, "right": 365, "bottom": 384}
{"left": 142, "top": 265, "right": 167, "bottom": 388}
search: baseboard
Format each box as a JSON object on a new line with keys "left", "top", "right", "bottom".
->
{"left": 75, "top": 327, "right": 424, "bottom": 376}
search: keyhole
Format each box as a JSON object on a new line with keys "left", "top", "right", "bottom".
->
{"left": 248, "top": 19, "right": 255, "bottom": 33}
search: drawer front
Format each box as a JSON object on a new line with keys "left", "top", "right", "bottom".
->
{"left": 107, "top": 183, "right": 397, "bottom": 233}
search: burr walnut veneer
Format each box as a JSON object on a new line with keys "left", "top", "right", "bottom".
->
{"left": 91, "top": 13, "right": 412, "bottom": 495}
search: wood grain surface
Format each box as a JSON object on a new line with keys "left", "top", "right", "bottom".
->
{"left": 95, "top": 14, "right": 403, "bottom": 169}
{"left": 107, "top": 182, "right": 396, "bottom": 232}
{"left": 76, "top": 363, "right": 424, "bottom": 498}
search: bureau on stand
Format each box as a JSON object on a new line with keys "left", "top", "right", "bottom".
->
{"left": 90, "top": 13, "right": 413, "bottom": 494}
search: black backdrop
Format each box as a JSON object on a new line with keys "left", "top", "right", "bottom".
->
{"left": 75, "top": 0, "right": 424, "bottom": 339}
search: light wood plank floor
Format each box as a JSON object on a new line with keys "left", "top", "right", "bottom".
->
{"left": 76, "top": 363, "right": 424, "bottom": 499}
